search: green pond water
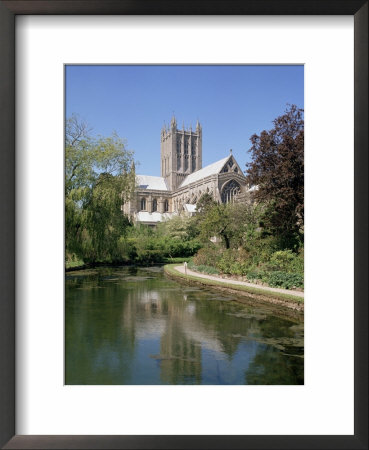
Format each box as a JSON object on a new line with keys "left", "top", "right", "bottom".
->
{"left": 65, "top": 266, "right": 304, "bottom": 385}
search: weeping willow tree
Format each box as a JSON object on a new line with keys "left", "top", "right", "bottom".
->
{"left": 65, "top": 115, "right": 136, "bottom": 263}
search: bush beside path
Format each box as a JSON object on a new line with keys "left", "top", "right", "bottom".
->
{"left": 164, "top": 264, "right": 304, "bottom": 312}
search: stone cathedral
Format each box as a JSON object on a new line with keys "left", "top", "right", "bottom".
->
{"left": 123, "top": 116, "right": 249, "bottom": 226}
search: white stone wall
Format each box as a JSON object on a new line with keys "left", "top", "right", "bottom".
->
{"left": 124, "top": 171, "right": 248, "bottom": 220}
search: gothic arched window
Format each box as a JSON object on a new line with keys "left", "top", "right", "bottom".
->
{"left": 164, "top": 200, "right": 169, "bottom": 212}
{"left": 152, "top": 199, "right": 157, "bottom": 212}
{"left": 177, "top": 136, "right": 182, "bottom": 170}
{"left": 221, "top": 180, "right": 241, "bottom": 203}
{"left": 140, "top": 198, "right": 146, "bottom": 210}
{"left": 184, "top": 154, "right": 188, "bottom": 172}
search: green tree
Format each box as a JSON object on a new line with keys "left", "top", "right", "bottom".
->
{"left": 65, "top": 115, "right": 136, "bottom": 262}
{"left": 196, "top": 193, "right": 217, "bottom": 216}
{"left": 157, "top": 213, "right": 200, "bottom": 242}
{"left": 246, "top": 104, "right": 304, "bottom": 247}
{"left": 225, "top": 201, "right": 263, "bottom": 249}
{"left": 199, "top": 203, "right": 233, "bottom": 249}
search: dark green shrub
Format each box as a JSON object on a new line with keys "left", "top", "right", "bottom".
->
{"left": 267, "top": 249, "right": 304, "bottom": 275}
{"left": 246, "top": 270, "right": 265, "bottom": 281}
{"left": 264, "top": 271, "right": 304, "bottom": 289}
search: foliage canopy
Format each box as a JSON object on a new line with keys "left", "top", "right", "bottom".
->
{"left": 246, "top": 104, "right": 304, "bottom": 245}
{"left": 65, "top": 115, "right": 136, "bottom": 262}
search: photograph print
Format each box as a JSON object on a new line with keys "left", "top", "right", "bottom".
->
{"left": 65, "top": 65, "right": 304, "bottom": 385}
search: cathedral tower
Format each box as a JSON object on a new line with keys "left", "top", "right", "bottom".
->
{"left": 160, "top": 116, "right": 202, "bottom": 191}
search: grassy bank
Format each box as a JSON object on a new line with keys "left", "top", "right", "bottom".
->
{"left": 65, "top": 259, "right": 85, "bottom": 270}
{"left": 164, "top": 264, "right": 303, "bottom": 311}
{"left": 65, "top": 256, "right": 191, "bottom": 271}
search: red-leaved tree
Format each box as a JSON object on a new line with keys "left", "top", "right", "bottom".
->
{"left": 246, "top": 105, "right": 304, "bottom": 247}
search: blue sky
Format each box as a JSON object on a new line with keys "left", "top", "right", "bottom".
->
{"left": 65, "top": 65, "right": 303, "bottom": 176}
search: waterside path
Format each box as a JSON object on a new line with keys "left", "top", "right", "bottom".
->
{"left": 165, "top": 264, "right": 304, "bottom": 312}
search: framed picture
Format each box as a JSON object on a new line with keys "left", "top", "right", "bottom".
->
{"left": 0, "top": 1, "right": 367, "bottom": 449}
{"left": 64, "top": 64, "right": 305, "bottom": 388}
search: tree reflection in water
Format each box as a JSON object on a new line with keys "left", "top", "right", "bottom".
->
{"left": 65, "top": 266, "right": 303, "bottom": 385}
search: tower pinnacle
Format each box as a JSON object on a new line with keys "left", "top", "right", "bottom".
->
{"left": 161, "top": 116, "right": 202, "bottom": 190}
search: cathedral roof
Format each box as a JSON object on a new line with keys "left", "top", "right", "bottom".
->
{"left": 179, "top": 156, "right": 231, "bottom": 187}
{"left": 184, "top": 204, "right": 197, "bottom": 213}
{"left": 135, "top": 211, "right": 176, "bottom": 223}
{"left": 136, "top": 174, "right": 168, "bottom": 191}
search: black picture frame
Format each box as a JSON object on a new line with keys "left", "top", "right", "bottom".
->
{"left": 0, "top": 1, "right": 367, "bottom": 449}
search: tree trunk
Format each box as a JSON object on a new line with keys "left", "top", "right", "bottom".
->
{"left": 221, "top": 232, "right": 230, "bottom": 249}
